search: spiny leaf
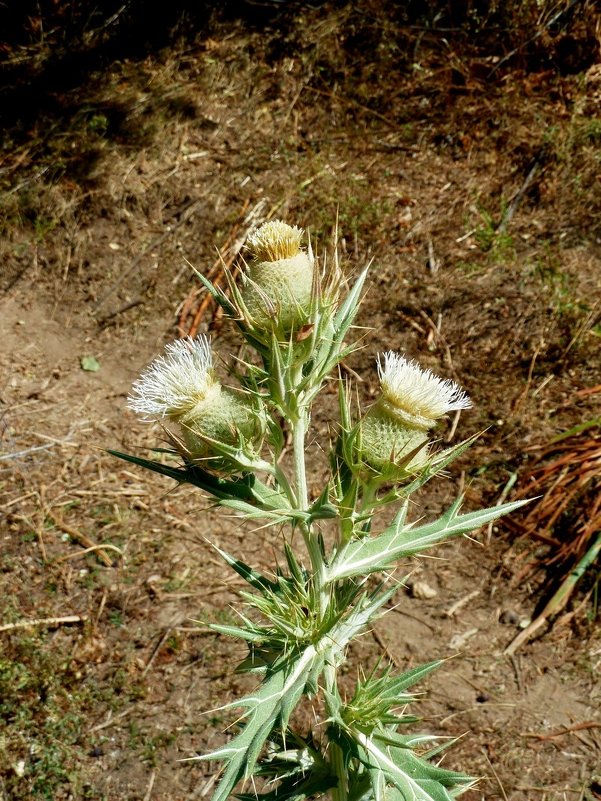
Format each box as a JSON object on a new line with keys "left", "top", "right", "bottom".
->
{"left": 208, "top": 623, "right": 267, "bottom": 643}
{"left": 196, "top": 646, "right": 322, "bottom": 801}
{"left": 327, "top": 498, "right": 530, "bottom": 583}
{"left": 212, "top": 545, "right": 279, "bottom": 593}
{"left": 191, "top": 263, "right": 239, "bottom": 318}
{"left": 109, "top": 450, "right": 295, "bottom": 522}
{"left": 353, "top": 727, "right": 473, "bottom": 801}
{"left": 237, "top": 766, "right": 336, "bottom": 801}
{"left": 109, "top": 449, "right": 249, "bottom": 500}
{"left": 332, "top": 265, "right": 370, "bottom": 338}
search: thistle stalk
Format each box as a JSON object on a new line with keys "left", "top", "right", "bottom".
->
{"left": 292, "top": 409, "right": 310, "bottom": 512}
{"left": 325, "top": 663, "right": 349, "bottom": 801}
{"left": 291, "top": 406, "right": 327, "bottom": 615}
{"left": 120, "top": 219, "right": 528, "bottom": 801}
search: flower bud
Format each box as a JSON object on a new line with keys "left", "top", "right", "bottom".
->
{"left": 359, "top": 407, "right": 430, "bottom": 475}
{"left": 128, "top": 335, "right": 261, "bottom": 463}
{"left": 241, "top": 220, "right": 314, "bottom": 332}
{"left": 360, "top": 352, "right": 472, "bottom": 476}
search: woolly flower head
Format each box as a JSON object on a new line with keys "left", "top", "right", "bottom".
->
{"left": 378, "top": 352, "right": 472, "bottom": 423}
{"left": 246, "top": 220, "right": 303, "bottom": 263}
{"left": 128, "top": 335, "right": 218, "bottom": 420}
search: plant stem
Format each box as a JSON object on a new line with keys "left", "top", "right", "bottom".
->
{"left": 289, "top": 378, "right": 345, "bottom": 801}
{"left": 292, "top": 410, "right": 309, "bottom": 511}
{"left": 325, "top": 663, "right": 349, "bottom": 801}
{"left": 291, "top": 409, "right": 327, "bottom": 609}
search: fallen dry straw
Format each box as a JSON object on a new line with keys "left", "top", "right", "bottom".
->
{"left": 509, "top": 428, "right": 601, "bottom": 566}
{"left": 505, "top": 422, "right": 601, "bottom": 652}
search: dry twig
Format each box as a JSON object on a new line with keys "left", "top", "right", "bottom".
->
{"left": 0, "top": 615, "right": 86, "bottom": 633}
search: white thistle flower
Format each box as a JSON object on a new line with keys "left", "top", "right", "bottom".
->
{"left": 378, "top": 352, "right": 471, "bottom": 426}
{"left": 246, "top": 220, "right": 303, "bottom": 262}
{"left": 358, "top": 353, "right": 471, "bottom": 477}
{"left": 128, "top": 335, "right": 218, "bottom": 421}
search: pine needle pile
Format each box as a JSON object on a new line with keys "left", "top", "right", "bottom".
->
{"left": 505, "top": 421, "right": 600, "bottom": 653}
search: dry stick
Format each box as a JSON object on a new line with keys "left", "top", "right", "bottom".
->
{"left": 509, "top": 654, "right": 523, "bottom": 693}
{"left": 497, "top": 162, "right": 540, "bottom": 234}
{"left": 444, "top": 588, "right": 480, "bottom": 618}
{"left": 188, "top": 252, "right": 239, "bottom": 337}
{"left": 486, "top": 472, "right": 518, "bottom": 545}
{"left": 0, "top": 491, "right": 37, "bottom": 509}
{"left": 93, "top": 197, "right": 202, "bottom": 312}
{"left": 522, "top": 721, "right": 601, "bottom": 741}
{"left": 488, "top": 0, "right": 583, "bottom": 76}
{"left": 48, "top": 512, "right": 115, "bottom": 567}
{"left": 444, "top": 408, "right": 461, "bottom": 443}
{"left": 305, "top": 85, "right": 398, "bottom": 129}
{"left": 0, "top": 441, "right": 68, "bottom": 461}
{"left": 560, "top": 299, "right": 601, "bottom": 360}
{"left": 179, "top": 198, "right": 251, "bottom": 336}
{"left": 89, "top": 707, "right": 135, "bottom": 732}
{"left": 482, "top": 750, "right": 509, "bottom": 801}
{"left": 55, "top": 543, "right": 123, "bottom": 563}
{"left": 98, "top": 297, "right": 144, "bottom": 327}
{"left": 417, "top": 309, "right": 461, "bottom": 384}
{"left": 0, "top": 615, "right": 86, "bottom": 633}
{"left": 371, "top": 624, "right": 401, "bottom": 668}
{"left": 142, "top": 626, "right": 176, "bottom": 677}
{"left": 505, "top": 532, "right": 601, "bottom": 655}
{"left": 510, "top": 339, "right": 544, "bottom": 417}
{"left": 180, "top": 232, "right": 241, "bottom": 335}
{"left": 574, "top": 384, "right": 601, "bottom": 398}
{"left": 143, "top": 770, "right": 157, "bottom": 801}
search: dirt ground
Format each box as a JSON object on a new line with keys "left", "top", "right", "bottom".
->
{"left": 1, "top": 3, "right": 600, "bottom": 800}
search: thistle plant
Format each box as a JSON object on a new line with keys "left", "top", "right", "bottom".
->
{"left": 115, "top": 220, "right": 527, "bottom": 801}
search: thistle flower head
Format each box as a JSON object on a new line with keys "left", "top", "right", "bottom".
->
{"left": 378, "top": 352, "right": 471, "bottom": 424}
{"left": 128, "top": 335, "right": 218, "bottom": 421}
{"left": 246, "top": 220, "right": 303, "bottom": 262}
{"left": 241, "top": 220, "right": 314, "bottom": 333}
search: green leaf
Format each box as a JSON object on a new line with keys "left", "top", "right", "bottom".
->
{"left": 108, "top": 450, "right": 295, "bottom": 522}
{"left": 197, "top": 646, "right": 324, "bottom": 801}
{"left": 324, "top": 586, "right": 397, "bottom": 669}
{"left": 190, "top": 263, "right": 239, "bottom": 318}
{"left": 240, "top": 732, "right": 336, "bottom": 801}
{"left": 238, "top": 762, "right": 335, "bottom": 801}
{"left": 327, "top": 498, "right": 530, "bottom": 583}
{"left": 236, "top": 772, "right": 335, "bottom": 801}
{"left": 212, "top": 545, "right": 279, "bottom": 593}
{"left": 400, "top": 434, "right": 480, "bottom": 497}
{"left": 283, "top": 542, "right": 307, "bottom": 586}
{"left": 80, "top": 355, "right": 100, "bottom": 372}
{"left": 301, "top": 265, "right": 371, "bottom": 398}
{"left": 208, "top": 623, "right": 267, "bottom": 643}
{"left": 376, "top": 661, "right": 443, "bottom": 701}
{"left": 198, "top": 586, "right": 397, "bottom": 801}
{"left": 332, "top": 265, "right": 370, "bottom": 340}
{"left": 352, "top": 727, "right": 473, "bottom": 801}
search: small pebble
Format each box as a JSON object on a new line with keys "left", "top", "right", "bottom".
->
{"left": 476, "top": 692, "right": 490, "bottom": 703}
{"left": 410, "top": 580, "right": 438, "bottom": 599}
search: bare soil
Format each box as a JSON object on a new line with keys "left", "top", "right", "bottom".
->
{"left": 1, "top": 4, "right": 600, "bottom": 800}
